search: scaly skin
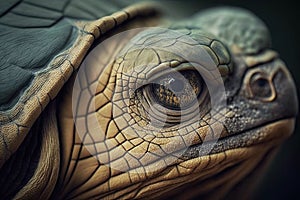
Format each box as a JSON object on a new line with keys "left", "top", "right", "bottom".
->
{"left": 53, "top": 8, "right": 297, "bottom": 199}
{"left": 0, "top": 3, "right": 297, "bottom": 200}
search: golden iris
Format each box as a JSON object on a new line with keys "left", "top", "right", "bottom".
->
{"left": 150, "top": 70, "right": 203, "bottom": 110}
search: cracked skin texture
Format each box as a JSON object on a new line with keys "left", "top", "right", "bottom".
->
{"left": 0, "top": 1, "right": 298, "bottom": 199}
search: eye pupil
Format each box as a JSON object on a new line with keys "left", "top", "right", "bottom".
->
{"left": 149, "top": 70, "right": 203, "bottom": 110}
{"left": 170, "top": 79, "right": 184, "bottom": 92}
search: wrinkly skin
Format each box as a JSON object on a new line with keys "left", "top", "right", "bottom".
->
{"left": 0, "top": 2, "right": 298, "bottom": 200}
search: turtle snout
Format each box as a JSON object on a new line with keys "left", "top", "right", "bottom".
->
{"left": 242, "top": 59, "right": 298, "bottom": 118}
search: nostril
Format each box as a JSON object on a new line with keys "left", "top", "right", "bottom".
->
{"left": 241, "top": 59, "right": 297, "bottom": 114}
{"left": 249, "top": 73, "right": 275, "bottom": 101}
{"left": 255, "top": 78, "right": 268, "bottom": 87}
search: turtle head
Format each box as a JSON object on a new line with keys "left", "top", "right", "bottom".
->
{"left": 54, "top": 7, "right": 298, "bottom": 200}
{"left": 4, "top": 1, "right": 297, "bottom": 199}
{"left": 56, "top": 25, "right": 297, "bottom": 199}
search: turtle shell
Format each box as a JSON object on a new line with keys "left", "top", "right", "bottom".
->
{"left": 0, "top": 0, "right": 159, "bottom": 168}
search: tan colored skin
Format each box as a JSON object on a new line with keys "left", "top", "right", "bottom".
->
{"left": 0, "top": 3, "right": 161, "bottom": 199}
{"left": 0, "top": 3, "right": 297, "bottom": 200}
{"left": 14, "top": 103, "right": 60, "bottom": 199}
{"left": 0, "top": 2, "right": 158, "bottom": 169}
{"left": 53, "top": 22, "right": 295, "bottom": 199}
{"left": 56, "top": 77, "right": 295, "bottom": 199}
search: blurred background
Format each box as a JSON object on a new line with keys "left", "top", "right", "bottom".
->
{"left": 158, "top": 0, "right": 299, "bottom": 199}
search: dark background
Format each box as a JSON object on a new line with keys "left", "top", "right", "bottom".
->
{"left": 159, "top": 0, "right": 300, "bottom": 199}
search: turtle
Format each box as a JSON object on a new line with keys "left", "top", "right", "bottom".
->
{"left": 0, "top": 0, "right": 298, "bottom": 199}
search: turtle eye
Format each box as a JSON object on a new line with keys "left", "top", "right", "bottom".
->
{"left": 250, "top": 73, "right": 272, "bottom": 99}
{"left": 131, "top": 68, "right": 210, "bottom": 128}
{"left": 147, "top": 70, "right": 203, "bottom": 110}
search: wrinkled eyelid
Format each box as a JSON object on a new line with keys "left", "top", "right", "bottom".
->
{"left": 124, "top": 62, "right": 189, "bottom": 89}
